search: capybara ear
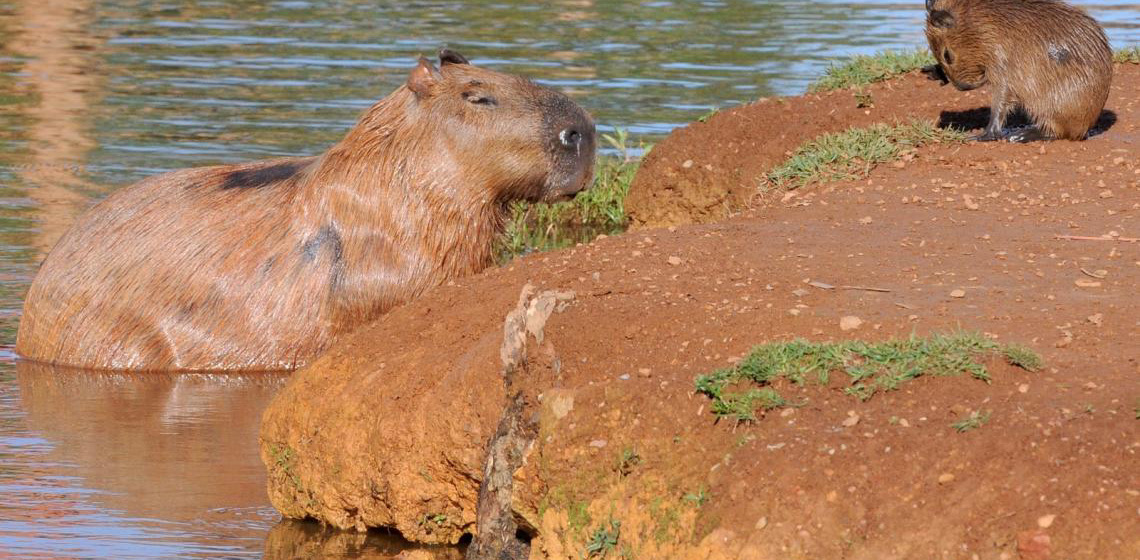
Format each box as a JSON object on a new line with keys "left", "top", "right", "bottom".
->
{"left": 926, "top": 0, "right": 936, "bottom": 11}
{"left": 439, "top": 48, "right": 469, "bottom": 66}
{"left": 929, "top": 9, "right": 955, "bottom": 28}
{"left": 407, "top": 56, "right": 441, "bottom": 98}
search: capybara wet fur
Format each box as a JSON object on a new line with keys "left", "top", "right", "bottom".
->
{"left": 925, "top": 0, "right": 1112, "bottom": 142}
{"left": 16, "top": 49, "right": 596, "bottom": 371}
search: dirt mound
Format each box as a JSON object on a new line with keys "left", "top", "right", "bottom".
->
{"left": 261, "top": 65, "right": 1139, "bottom": 560}
{"left": 624, "top": 65, "right": 1135, "bottom": 228}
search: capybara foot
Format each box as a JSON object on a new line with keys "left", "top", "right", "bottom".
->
{"left": 1007, "top": 126, "right": 1054, "bottom": 143}
{"left": 972, "top": 128, "right": 1007, "bottom": 142}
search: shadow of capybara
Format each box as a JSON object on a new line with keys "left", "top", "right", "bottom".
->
{"left": 925, "top": 0, "right": 1113, "bottom": 142}
{"left": 16, "top": 49, "right": 596, "bottom": 371}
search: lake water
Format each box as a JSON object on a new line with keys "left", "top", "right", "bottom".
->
{"left": 0, "top": 1, "right": 1137, "bottom": 557}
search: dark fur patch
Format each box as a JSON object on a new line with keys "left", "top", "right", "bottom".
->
{"left": 300, "top": 226, "right": 344, "bottom": 264}
{"left": 220, "top": 160, "right": 308, "bottom": 190}
{"left": 1048, "top": 44, "right": 1072, "bottom": 64}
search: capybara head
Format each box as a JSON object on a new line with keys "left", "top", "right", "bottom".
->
{"left": 925, "top": 0, "right": 988, "bottom": 91}
{"left": 399, "top": 49, "right": 596, "bottom": 203}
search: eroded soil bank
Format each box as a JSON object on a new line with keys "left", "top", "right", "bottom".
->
{"left": 261, "top": 65, "right": 1139, "bottom": 560}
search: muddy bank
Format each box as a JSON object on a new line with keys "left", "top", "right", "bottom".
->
{"left": 624, "top": 64, "right": 1138, "bottom": 229}
{"left": 260, "top": 65, "right": 1138, "bottom": 559}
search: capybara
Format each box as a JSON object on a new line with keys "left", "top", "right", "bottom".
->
{"left": 16, "top": 49, "right": 596, "bottom": 371}
{"left": 924, "top": 0, "right": 1112, "bottom": 142}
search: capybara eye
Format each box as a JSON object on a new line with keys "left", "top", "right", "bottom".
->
{"left": 943, "top": 48, "right": 954, "bottom": 65}
{"left": 463, "top": 92, "right": 497, "bottom": 106}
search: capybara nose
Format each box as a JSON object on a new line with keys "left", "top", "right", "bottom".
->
{"left": 559, "top": 128, "right": 582, "bottom": 149}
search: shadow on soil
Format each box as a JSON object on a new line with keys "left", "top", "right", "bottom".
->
{"left": 937, "top": 107, "right": 1118, "bottom": 137}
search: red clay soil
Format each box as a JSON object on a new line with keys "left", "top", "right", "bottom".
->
{"left": 261, "top": 64, "right": 1139, "bottom": 560}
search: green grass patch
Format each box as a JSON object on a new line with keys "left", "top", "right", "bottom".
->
{"left": 695, "top": 332, "right": 1042, "bottom": 422}
{"left": 764, "top": 119, "right": 967, "bottom": 190}
{"left": 808, "top": 48, "right": 935, "bottom": 92}
{"left": 497, "top": 129, "right": 647, "bottom": 262}
{"left": 1114, "top": 46, "right": 1140, "bottom": 64}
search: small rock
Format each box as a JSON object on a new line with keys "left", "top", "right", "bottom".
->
{"left": 754, "top": 517, "right": 768, "bottom": 530}
{"left": 667, "top": 256, "right": 682, "bottom": 266}
{"left": 780, "top": 408, "right": 796, "bottom": 418}
{"left": 1018, "top": 383, "right": 1030, "bottom": 394}
{"left": 1074, "top": 279, "right": 1101, "bottom": 288}
{"left": 1037, "top": 514, "right": 1056, "bottom": 529}
{"left": 842, "top": 413, "right": 861, "bottom": 427}
{"left": 840, "top": 316, "right": 864, "bottom": 331}
{"left": 618, "top": 374, "right": 630, "bottom": 380}
{"left": 589, "top": 439, "right": 608, "bottom": 448}
{"left": 638, "top": 368, "right": 652, "bottom": 378}
{"left": 1087, "top": 313, "right": 1104, "bottom": 326}
{"left": 858, "top": 216, "right": 873, "bottom": 225}
{"left": 792, "top": 288, "right": 809, "bottom": 297}
{"left": 682, "top": 159, "right": 693, "bottom": 168}
{"left": 938, "top": 473, "right": 955, "bottom": 484}
{"left": 898, "top": 418, "right": 910, "bottom": 428}
{"left": 949, "top": 289, "right": 966, "bottom": 298}
{"left": 963, "top": 194, "right": 979, "bottom": 210}
{"left": 1098, "top": 190, "right": 1113, "bottom": 199}
{"left": 788, "top": 309, "right": 801, "bottom": 317}
{"left": 1017, "top": 529, "right": 1051, "bottom": 560}
{"left": 826, "top": 490, "right": 839, "bottom": 502}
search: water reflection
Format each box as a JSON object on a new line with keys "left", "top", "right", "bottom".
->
{"left": 2, "top": 361, "right": 288, "bottom": 557}
{"left": 7, "top": 0, "right": 106, "bottom": 258}
{"left": 263, "top": 520, "right": 463, "bottom": 560}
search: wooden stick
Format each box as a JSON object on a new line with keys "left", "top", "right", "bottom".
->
{"left": 1055, "top": 234, "right": 1139, "bottom": 242}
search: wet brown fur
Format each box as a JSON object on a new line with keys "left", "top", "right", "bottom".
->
{"left": 16, "top": 51, "right": 596, "bottom": 371}
{"left": 926, "top": 0, "right": 1112, "bottom": 141}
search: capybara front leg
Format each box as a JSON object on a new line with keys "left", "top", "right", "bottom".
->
{"left": 974, "top": 85, "right": 1011, "bottom": 142}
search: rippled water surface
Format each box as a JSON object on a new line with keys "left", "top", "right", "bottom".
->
{"left": 0, "top": 1, "right": 1137, "bottom": 557}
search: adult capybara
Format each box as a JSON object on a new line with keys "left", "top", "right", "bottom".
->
{"left": 16, "top": 49, "right": 596, "bottom": 371}
{"left": 925, "top": 0, "right": 1112, "bottom": 142}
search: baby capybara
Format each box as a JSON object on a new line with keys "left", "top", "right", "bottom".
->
{"left": 925, "top": 0, "right": 1112, "bottom": 142}
{"left": 16, "top": 49, "right": 596, "bottom": 371}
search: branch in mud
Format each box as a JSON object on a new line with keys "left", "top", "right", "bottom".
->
{"left": 467, "top": 284, "right": 575, "bottom": 560}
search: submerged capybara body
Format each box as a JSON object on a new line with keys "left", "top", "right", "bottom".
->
{"left": 925, "top": 0, "right": 1112, "bottom": 141}
{"left": 16, "top": 49, "right": 596, "bottom": 371}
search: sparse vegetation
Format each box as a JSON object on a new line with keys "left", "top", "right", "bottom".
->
{"left": 695, "top": 332, "right": 1043, "bottom": 422}
{"left": 697, "top": 107, "right": 720, "bottom": 123}
{"left": 764, "top": 120, "right": 967, "bottom": 190}
{"left": 582, "top": 519, "right": 621, "bottom": 558}
{"left": 682, "top": 487, "right": 710, "bottom": 507}
{"left": 615, "top": 447, "right": 641, "bottom": 478}
{"left": 951, "top": 409, "right": 991, "bottom": 432}
{"left": 809, "top": 48, "right": 935, "bottom": 92}
{"left": 268, "top": 444, "right": 303, "bottom": 492}
{"left": 1115, "top": 46, "right": 1140, "bottom": 64}
{"left": 498, "top": 129, "right": 647, "bottom": 261}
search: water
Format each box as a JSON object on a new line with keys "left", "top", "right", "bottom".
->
{"left": 0, "top": 0, "right": 1136, "bottom": 557}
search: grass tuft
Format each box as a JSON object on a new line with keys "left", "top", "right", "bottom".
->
{"left": 583, "top": 519, "right": 621, "bottom": 558}
{"left": 1114, "top": 46, "right": 1140, "bottom": 64}
{"left": 951, "top": 409, "right": 991, "bottom": 432}
{"left": 1002, "top": 344, "right": 1043, "bottom": 372}
{"left": 764, "top": 120, "right": 967, "bottom": 190}
{"left": 809, "top": 48, "right": 935, "bottom": 92}
{"left": 497, "top": 129, "right": 647, "bottom": 262}
{"left": 694, "top": 332, "right": 1043, "bottom": 422}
